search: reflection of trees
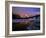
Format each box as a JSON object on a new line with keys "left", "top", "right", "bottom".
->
{"left": 12, "top": 21, "right": 33, "bottom": 31}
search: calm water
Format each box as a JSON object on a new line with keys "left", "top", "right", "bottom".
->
{"left": 12, "top": 18, "right": 35, "bottom": 23}
{"left": 12, "top": 18, "right": 40, "bottom": 31}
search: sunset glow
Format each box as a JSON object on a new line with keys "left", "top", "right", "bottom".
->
{"left": 12, "top": 7, "right": 40, "bottom": 18}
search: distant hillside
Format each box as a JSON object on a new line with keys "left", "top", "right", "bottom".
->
{"left": 12, "top": 13, "right": 40, "bottom": 19}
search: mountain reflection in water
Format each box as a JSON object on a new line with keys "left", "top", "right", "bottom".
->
{"left": 12, "top": 16, "right": 40, "bottom": 31}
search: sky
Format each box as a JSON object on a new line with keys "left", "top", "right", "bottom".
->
{"left": 12, "top": 7, "right": 40, "bottom": 17}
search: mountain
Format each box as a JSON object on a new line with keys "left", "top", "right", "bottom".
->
{"left": 12, "top": 13, "right": 40, "bottom": 19}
